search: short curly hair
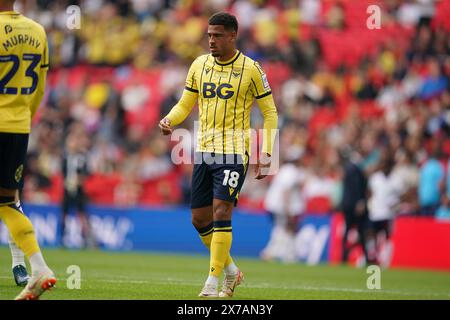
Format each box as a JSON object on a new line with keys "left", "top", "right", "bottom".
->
{"left": 208, "top": 12, "right": 238, "bottom": 33}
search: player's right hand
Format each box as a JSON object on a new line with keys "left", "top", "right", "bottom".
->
{"left": 159, "top": 118, "right": 172, "bottom": 135}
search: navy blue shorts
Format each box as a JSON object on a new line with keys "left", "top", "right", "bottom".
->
{"left": 191, "top": 152, "right": 248, "bottom": 209}
{"left": 0, "top": 133, "right": 28, "bottom": 190}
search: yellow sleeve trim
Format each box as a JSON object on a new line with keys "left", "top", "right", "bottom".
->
{"left": 256, "top": 91, "right": 272, "bottom": 99}
{"left": 184, "top": 86, "right": 198, "bottom": 93}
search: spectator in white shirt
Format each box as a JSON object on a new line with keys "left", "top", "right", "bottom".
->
{"left": 367, "top": 150, "right": 403, "bottom": 265}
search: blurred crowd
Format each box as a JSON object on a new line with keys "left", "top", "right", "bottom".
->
{"left": 16, "top": 0, "right": 450, "bottom": 224}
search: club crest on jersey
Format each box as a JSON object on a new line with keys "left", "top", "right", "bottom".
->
{"left": 15, "top": 165, "right": 23, "bottom": 183}
{"left": 214, "top": 71, "right": 229, "bottom": 78}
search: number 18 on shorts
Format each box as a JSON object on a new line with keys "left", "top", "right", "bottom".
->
{"left": 190, "top": 153, "right": 248, "bottom": 209}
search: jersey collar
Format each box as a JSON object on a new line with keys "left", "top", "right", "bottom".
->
{"left": 214, "top": 50, "right": 241, "bottom": 66}
{"left": 0, "top": 11, "right": 20, "bottom": 15}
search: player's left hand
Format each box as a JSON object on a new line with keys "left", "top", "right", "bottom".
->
{"left": 255, "top": 153, "right": 271, "bottom": 180}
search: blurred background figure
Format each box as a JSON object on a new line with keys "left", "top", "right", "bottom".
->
{"left": 366, "top": 149, "right": 402, "bottom": 267}
{"left": 391, "top": 149, "right": 420, "bottom": 216}
{"left": 61, "top": 123, "right": 95, "bottom": 248}
{"left": 419, "top": 140, "right": 445, "bottom": 217}
{"left": 339, "top": 146, "right": 370, "bottom": 265}
{"left": 436, "top": 157, "right": 450, "bottom": 220}
{"left": 261, "top": 147, "right": 306, "bottom": 263}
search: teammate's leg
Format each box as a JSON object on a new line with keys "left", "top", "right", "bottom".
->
{"left": 0, "top": 189, "right": 56, "bottom": 299}
{"left": 0, "top": 194, "right": 42, "bottom": 261}
{"left": 9, "top": 233, "right": 26, "bottom": 268}
{"left": 0, "top": 130, "right": 56, "bottom": 299}
{"left": 9, "top": 232, "right": 30, "bottom": 287}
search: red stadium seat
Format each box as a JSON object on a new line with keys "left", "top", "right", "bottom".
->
{"left": 45, "top": 174, "right": 63, "bottom": 203}
{"left": 358, "top": 100, "right": 384, "bottom": 119}
{"left": 309, "top": 108, "right": 338, "bottom": 133}
{"left": 305, "top": 196, "right": 332, "bottom": 214}
{"left": 140, "top": 170, "right": 182, "bottom": 205}
{"left": 443, "top": 139, "right": 450, "bottom": 157}
{"left": 432, "top": 0, "right": 450, "bottom": 32}
{"left": 84, "top": 173, "right": 122, "bottom": 205}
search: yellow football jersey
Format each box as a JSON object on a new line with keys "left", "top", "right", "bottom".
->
{"left": 0, "top": 11, "right": 49, "bottom": 134}
{"left": 166, "top": 50, "right": 278, "bottom": 157}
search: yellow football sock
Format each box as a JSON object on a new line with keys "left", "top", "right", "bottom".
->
{"left": 198, "top": 223, "right": 234, "bottom": 267}
{"left": 209, "top": 221, "right": 232, "bottom": 277}
{"left": 0, "top": 204, "right": 40, "bottom": 258}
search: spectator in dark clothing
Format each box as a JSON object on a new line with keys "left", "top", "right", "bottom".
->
{"left": 339, "top": 148, "right": 371, "bottom": 265}
{"left": 60, "top": 125, "right": 95, "bottom": 248}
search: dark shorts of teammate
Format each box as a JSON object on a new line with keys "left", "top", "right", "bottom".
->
{"left": 62, "top": 188, "right": 87, "bottom": 213}
{"left": 0, "top": 132, "right": 29, "bottom": 190}
{"left": 369, "top": 219, "right": 393, "bottom": 238}
{"left": 191, "top": 152, "right": 248, "bottom": 209}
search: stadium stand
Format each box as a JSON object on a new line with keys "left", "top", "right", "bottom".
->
{"left": 18, "top": 0, "right": 449, "bottom": 220}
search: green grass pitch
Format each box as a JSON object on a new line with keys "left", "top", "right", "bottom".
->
{"left": 0, "top": 247, "right": 449, "bottom": 300}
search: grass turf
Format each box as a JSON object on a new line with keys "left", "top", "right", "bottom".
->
{"left": 0, "top": 247, "right": 449, "bottom": 300}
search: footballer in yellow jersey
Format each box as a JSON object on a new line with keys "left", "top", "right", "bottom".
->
{"left": 0, "top": 1, "right": 56, "bottom": 300}
{"left": 159, "top": 12, "right": 278, "bottom": 298}
{"left": 0, "top": 10, "right": 49, "bottom": 134}
{"left": 166, "top": 50, "right": 276, "bottom": 158}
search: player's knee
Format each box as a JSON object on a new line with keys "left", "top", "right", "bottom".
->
{"left": 191, "top": 216, "right": 210, "bottom": 229}
{"left": 213, "top": 202, "right": 232, "bottom": 221}
{"left": 191, "top": 216, "right": 199, "bottom": 228}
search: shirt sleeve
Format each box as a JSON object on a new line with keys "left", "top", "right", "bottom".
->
{"left": 184, "top": 57, "right": 199, "bottom": 93}
{"left": 31, "top": 35, "right": 49, "bottom": 118}
{"left": 250, "top": 61, "right": 272, "bottom": 99}
{"left": 41, "top": 36, "right": 50, "bottom": 70}
{"left": 165, "top": 58, "right": 199, "bottom": 126}
{"left": 368, "top": 175, "right": 376, "bottom": 192}
{"left": 251, "top": 62, "right": 278, "bottom": 155}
